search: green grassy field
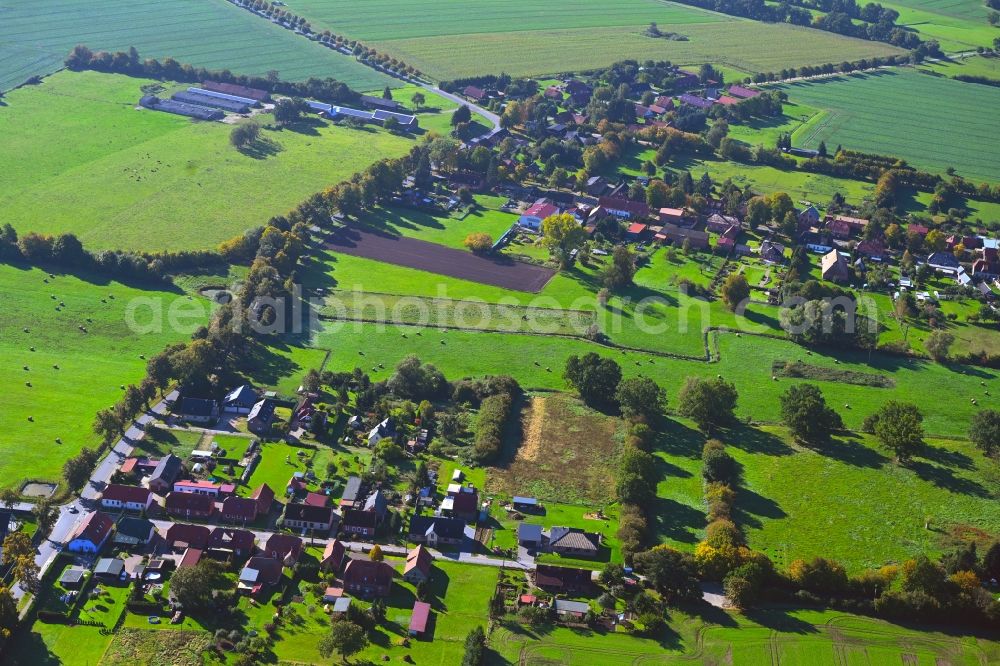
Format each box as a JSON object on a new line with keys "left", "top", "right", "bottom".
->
{"left": 0, "top": 0, "right": 392, "bottom": 93}
{"left": 725, "top": 425, "right": 1000, "bottom": 572}
{"left": 280, "top": 0, "right": 902, "bottom": 79}
{"left": 0, "top": 262, "right": 209, "bottom": 490}
{"left": 494, "top": 607, "right": 1000, "bottom": 665}
{"left": 880, "top": 0, "right": 996, "bottom": 51}
{"left": 295, "top": 321, "right": 999, "bottom": 438}
{"left": 920, "top": 53, "right": 1000, "bottom": 81}
{"left": 0, "top": 70, "right": 414, "bottom": 251}
{"left": 776, "top": 69, "right": 1000, "bottom": 183}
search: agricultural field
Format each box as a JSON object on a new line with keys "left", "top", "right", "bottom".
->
{"left": 280, "top": 0, "right": 903, "bottom": 79}
{"left": 777, "top": 69, "right": 1000, "bottom": 183}
{"left": 0, "top": 0, "right": 393, "bottom": 93}
{"left": 0, "top": 262, "right": 209, "bottom": 491}
{"left": 0, "top": 70, "right": 414, "bottom": 252}
{"left": 880, "top": 0, "right": 997, "bottom": 51}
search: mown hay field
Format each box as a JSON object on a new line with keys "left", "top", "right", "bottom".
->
{"left": 779, "top": 69, "right": 1000, "bottom": 183}
{"left": 0, "top": 0, "right": 392, "bottom": 92}
{"left": 280, "top": 0, "right": 902, "bottom": 79}
{"left": 0, "top": 263, "right": 209, "bottom": 490}
{"left": 0, "top": 70, "right": 413, "bottom": 251}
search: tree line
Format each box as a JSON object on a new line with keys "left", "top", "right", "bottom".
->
{"left": 64, "top": 45, "right": 358, "bottom": 104}
{"left": 231, "top": 0, "right": 424, "bottom": 79}
{"left": 0, "top": 224, "right": 254, "bottom": 284}
{"left": 665, "top": 0, "right": 924, "bottom": 48}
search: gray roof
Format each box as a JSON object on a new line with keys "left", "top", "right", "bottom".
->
{"left": 224, "top": 384, "right": 257, "bottom": 406}
{"left": 151, "top": 453, "right": 182, "bottom": 484}
{"left": 332, "top": 596, "right": 352, "bottom": 611}
{"left": 364, "top": 490, "right": 387, "bottom": 516}
{"left": 187, "top": 87, "right": 258, "bottom": 106}
{"left": 342, "top": 476, "right": 363, "bottom": 503}
{"left": 517, "top": 523, "right": 543, "bottom": 541}
{"left": 554, "top": 599, "right": 590, "bottom": 615}
{"left": 247, "top": 399, "right": 274, "bottom": 422}
{"left": 549, "top": 527, "right": 599, "bottom": 552}
{"left": 115, "top": 516, "right": 154, "bottom": 541}
{"left": 59, "top": 567, "right": 87, "bottom": 584}
{"left": 95, "top": 558, "right": 125, "bottom": 576}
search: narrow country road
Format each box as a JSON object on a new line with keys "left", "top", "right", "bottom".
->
{"left": 12, "top": 389, "right": 180, "bottom": 604}
{"left": 421, "top": 83, "right": 501, "bottom": 136}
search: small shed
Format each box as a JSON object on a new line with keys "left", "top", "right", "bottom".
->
{"left": 512, "top": 496, "right": 538, "bottom": 512}
{"left": 59, "top": 567, "right": 87, "bottom": 590}
{"left": 408, "top": 600, "right": 432, "bottom": 636}
{"left": 94, "top": 558, "right": 125, "bottom": 580}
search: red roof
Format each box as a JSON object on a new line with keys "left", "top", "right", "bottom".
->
{"left": 264, "top": 534, "right": 303, "bottom": 562}
{"left": 727, "top": 85, "right": 760, "bottom": 99}
{"left": 166, "top": 492, "right": 216, "bottom": 515}
{"left": 907, "top": 224, "right": 929, "bottom": 236}
{"left": 120, "top": 458, "right": 138, "bottom": 474}
{"left": 627, "top": 223, "right": 647, "bottom": 234}
{"left": 165, "top": 523, "right": 211, "bottom": 549}
{"left": 523, "top": 202, "right": 560, "bottom": 219}
{"left": 322, "top": 539, "right": 346, "bottom": 567}
{"left": 208, "top": 527, "right": 256, "bottom": 553}
{"left": 101, "top": 484, "right": 151, "bottom": 504}
{"left": 405, "top": 545, "right": 432, "bottom": 578}
{"left": 520, "top": 594, "right": 537, "bottom": 604}
{"left": 68, "top": 511, "right": 114, "bottom": 546}
{"left": 600, "top": 197, "right": 650, "bottom": 217}
{"left": 250, "top": 484, "right": 275, "bottom": 514}
{"left": 409, "top": 601, "right": 431, "bottom": 633}
{"left": 305, "top": 492, "right": 328, "bottom": 507}
{"left": 202, "top": 80, "right": 269, "bottom": 101}
{"left": 178, "top": 547, "right": 203, "bottom": 569}
{"left": 716, "top": 95, "right": 741, "bottom": 106}
{"left": 221, "top": 496, "right": 258, "bottom": 521}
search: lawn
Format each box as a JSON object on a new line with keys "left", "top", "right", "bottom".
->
{"left": 226, "top": 559, "right": 498, "bottom": 664}
{"left": 0, "top": 262, "right": 209, "bottom": 491}
{"left": 0, "top": 0, "right": 392, "bottom": 93}
{"left": 132, "top": 427, "right": 206, "bottom": 459}
{"left": 280, "top": 0, "right": 902, "bottom": 79}
{"left": 776, "top": 69, "right": 1000, "bottom": 183}
{"left": 0, "top": 70, "right": 415, "bottom": 251}
{"left": 362, "top": 83, "right": 461, "bottom": 135}
{"left": 722, "top": 425, "right": 1000, "bottom": 572}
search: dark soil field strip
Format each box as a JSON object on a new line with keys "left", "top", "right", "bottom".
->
{"left": 326, "top": 228, "right": 556, "bottom": 292}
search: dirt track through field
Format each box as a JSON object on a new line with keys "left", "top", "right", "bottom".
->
{"left": 326, "top": 227, "right": 555, "bottom": 292}
{"left": 519, "top": 396, "right": 546, "bottom": 462}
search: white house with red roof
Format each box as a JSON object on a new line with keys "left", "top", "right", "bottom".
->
{"left": 518, "top": 201, "right": 560, "bottom": 231}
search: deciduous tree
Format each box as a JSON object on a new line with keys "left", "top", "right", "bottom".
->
{"left": 866, "top": 401, "right": 924, "bottom": 462}
{"left": 779, "top": 383, "right": 843, "bottom": 443}
{"left": 677, "top": 376, "right": 738, "bottom": 431}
